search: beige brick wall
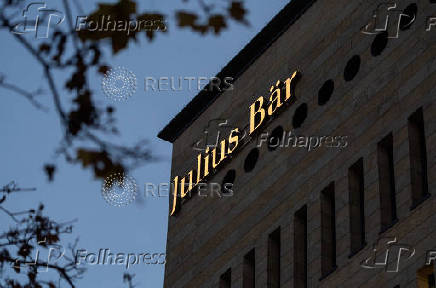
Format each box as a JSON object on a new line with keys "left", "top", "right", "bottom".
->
{"left": 164, "top": 0, "right": 436, "bottom": 287}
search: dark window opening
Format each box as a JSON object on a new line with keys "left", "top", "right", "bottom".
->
{"left": 321, "top": 182, "right": 336, "bottom": 278}
{"left": 318, "top": 79, "right": 334, "bottom": 106}
{"left": 348, "top": 158, "right": 366, "bottom": 255}
{"left": 344, "top": 55, "right": 361, "bottom": 82}
{"left": 268, "top": 228, "right": 280, "bottom": 288}
{"left": 408, "top": 107, "right": 429, "bottom": 208}
{"left": 220, "top": 268, "right": 231, "bottom": 288}
{"left": 400, "top": 3, "right": 417, "bottom": 31}
{"left": 377, "top": 133, "right": 397, "bottom": 232}
{"left": 244, "top": 148, "right": 259, "bottom": 172}
{"left": 292, "top": 103, "right": 308, "bottom": 129}
{"left": 243, "top": 249, "right": 255, "bottom": 288}
{"left": 294, "top": 205, "right": 307, "bottom": 288}
{"left": 268, "top": 126, "right": 284, "bottom": 151}
{"left": 371, "top": 31, "right": 388, "bottom": 57}
{"left": 222, "top": 169, "right": 236, "bottom": 195}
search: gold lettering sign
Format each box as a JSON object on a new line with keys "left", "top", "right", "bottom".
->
{"left": 170, "top": 71, "right": 301, "bottom": 216}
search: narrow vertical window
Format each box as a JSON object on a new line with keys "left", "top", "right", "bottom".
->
{"left": 408, "top": 107, "right": 429, "bottom": 208}
{"left": 243, "top": 249, "right": 255, "bottom": 288}
{"left": 220, "top": 268, "right": 231, "bottom": 288}
{"left": 321, "top": 182, "right": 336, "bottom": 277}
{"left": 268, "top": 228, "right": 280, "bottom": 288}
{"left": 294, "top": 205, "right": 307, "bottom": 288}
{"left": 378, "top": 132, "right": 397, "bottom": 232}
{"left": 348, "top": 158, "right": 365, "bottom": 255}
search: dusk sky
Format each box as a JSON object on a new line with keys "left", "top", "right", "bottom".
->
{"left": 0, "top": 0, "right": 289, "bottom": 286}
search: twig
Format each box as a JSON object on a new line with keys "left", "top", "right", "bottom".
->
{"left": 0, "top": 81, "right": 48, "bottom": 111}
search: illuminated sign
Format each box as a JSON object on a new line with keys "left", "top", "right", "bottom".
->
{"left": 170, "top": 71, "right": 301, "bottom": 216}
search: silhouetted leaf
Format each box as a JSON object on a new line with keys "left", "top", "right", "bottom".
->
{"left": 176, "top": 12, "right": 198, "bottom": 27}
{"left": 208, "top": 15, "right": 226, "bottom": 34}
{"left": 76, "top": 149, "right": 124, "bottom": 179}
{"left": 43, "top": 164, "right": 56, "bottom": 182}
{"left": 228, "top": 1, "right": 248, "bottom": 23}
{"left": 98, "top": 65, "right": 110, "bottom": 75}
{"left": 18, "top": 244, "right": 33, "bottom": 257}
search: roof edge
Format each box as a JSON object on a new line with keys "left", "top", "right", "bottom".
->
{"left": 158, "top": 0, "right": 317, "bottom": 143}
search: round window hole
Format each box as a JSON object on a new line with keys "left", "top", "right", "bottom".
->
{"left": 344, "top": 55, "right": 361, "bottom": 82}
{"left": 244, "top": 148, "right": 259, "bottom": 172}
{"left": 318, "top": 79, "right": 334, "bottom": 105}
{"left": 400, "top": 3, "right": 417, "bottom": 31}
{"left": 292, "top": 103, "right": 308, "bottom": 129}
{"left": 268, "top": 125, "right": 284, "bottom": 151}
{"left": 221, "top": 169, "right": 236, "bottom": 194}
{"left": 371, "top": 31, "right": 388, "bottom": 57}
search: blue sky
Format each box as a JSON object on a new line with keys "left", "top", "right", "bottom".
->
{"left": 0, "top": 0, "right": 288, "bottom": 286}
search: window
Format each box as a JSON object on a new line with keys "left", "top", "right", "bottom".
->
{"left": 222, "top": 169, "right": 236, "bottom": 195}
{"left": 408, "top": 107, "right": 429, "bottom": 208}
{"left": 371, "top": 31, "right": 388, "bottom": 57}
{"left": 321, "top": 182, "right": 336, "bottom": 277}
{"left": 294, "top": 205, "right": 307, "bottom": 288}
{"left": 244, "top": 148, "right": 259, "bottom": 172}
{"left": 268, "top": 126, "right": 284, "bottom": 151}
{"left": 348, "top": 158, "right": 365, "bottom": 255}
{"left": 292, "top": 103, "right": 308, "bottom": 128}
{"left": 377, "top": 133, "right": 397, "bottom": 231}
{"left": 417, "top": 264, "right": 435, "bottom": 288}
{"left": 344, "top": 55, "right": 361, "bottom": 82}
{"left": 243, "top": 249, "right": 255, "bottom": 288}
{"left": 400, "top": 3, "right": 418, "bottom": 31}
{"left": 268, "top": 228, "right": 280, "bottom": 288}
{"left": 220, "top": 268, "right": 231, "bottom": 288}
{"left": 318, "top": 80, "right": 334, "bottom": 106}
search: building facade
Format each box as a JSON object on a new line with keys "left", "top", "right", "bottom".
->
{"left": 158, "top": 0, "right": 436, "bottom": 287}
